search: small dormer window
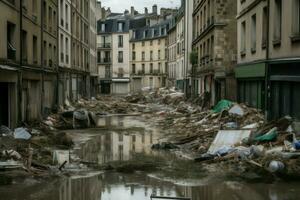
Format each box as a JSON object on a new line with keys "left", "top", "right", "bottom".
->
{"left": 101, "top": 24, "right": 105, "bottom": 31}
{"left": 118, "top": 22, "right": 123, "bottom": 31}
{"left": 133, "top": 31, "right": 136, "bottom": 39}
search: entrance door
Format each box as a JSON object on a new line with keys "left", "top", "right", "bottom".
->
{"left": 0, "top": 83, "right": 9, "bottom": 126}
{"left": 101, "top": 82, "right": 111, "bottom": 94}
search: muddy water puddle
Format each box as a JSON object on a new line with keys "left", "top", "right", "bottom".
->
{"left": 1, "top": 116, "right": 300, "bottom": 200}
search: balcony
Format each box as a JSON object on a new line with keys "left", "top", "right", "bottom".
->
{"left": 97, "top": 43, "right": 111, "bottom": 48}
{"left": 98, "top": 58, "right": 111, "bottom": 64}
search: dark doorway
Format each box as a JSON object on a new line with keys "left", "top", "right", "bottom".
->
{"left": 0, "top": 83, "right": 9, "bottom": 126}
{"left": 215, "top": 80, "right": 222, "bottom": 103}
{"left": 101, "top": 81, "right": 111, "bottom": 94}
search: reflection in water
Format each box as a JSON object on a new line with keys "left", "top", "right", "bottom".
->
{"left": 58, "top": 172, "right": 102, "bottom": 200}
{"left": 56, "top": 172, "right": 300, "bottom": 200}
{"left": 76, "top": 116, "right": 158, "bottom": 164}
{"left": 2, "top": 116, "right": 300, "bottom": 200}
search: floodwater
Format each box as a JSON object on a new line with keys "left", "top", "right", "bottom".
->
{"left": 1, "top": 116, "right": 300, "bottom": 200}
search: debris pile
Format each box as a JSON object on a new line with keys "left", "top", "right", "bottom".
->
{"left": 149, "top": 96, "right": 300, "bottom": 178}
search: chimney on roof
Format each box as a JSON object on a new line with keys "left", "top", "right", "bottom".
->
{"left": 131, "top": 6, "right": 135, "bottom": 16}
{"left": 152, "top": 4, "right": 157, "bottom": 14}
{"left": 144, "top": 7, "right": 148, "bottom": 14}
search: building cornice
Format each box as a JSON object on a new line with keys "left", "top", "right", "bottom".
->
{"left": 236, "top": 0, "right": 264, "bottom": 19}
{"left": 192, "top": 22, "right": 226, "bottom": 46}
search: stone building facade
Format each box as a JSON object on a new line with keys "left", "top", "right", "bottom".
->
{"left": 192, "top": 0, "right": 237, "bottom": 105}
{"left": 97, "top": 16, "right": 131, "bottom": 95}
{"left": 167, "top": 18, "right": 177, "bottom": 87}
{"left": 236, "top": 0, "right": 300, "bottom": 120}
{"left": 0, "top": 0, "right": 58, "bottom": 127}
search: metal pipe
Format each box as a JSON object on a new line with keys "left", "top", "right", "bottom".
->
{"left": 265, "top": 0, "right": 270, "bottom": 120}
{"left": 150, "top": 195, "right": 191, "bottom": 200}
{"left": 18, "top": 0, "right": 23, "bottom": 124}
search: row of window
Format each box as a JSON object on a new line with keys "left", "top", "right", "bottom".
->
{"left": 132, "top": 50, "right": 162, "bottom": 61}
{"left": 193, "top": 0, "right": 214, "bottom": 39}
{"left": 60, "top": 0, "right": 70, "bottom": 31}
{"left": 7, "top": 21, "right": 57, "bottom": 67}
{"left": 131, "top": 63, "right": 165, "bottom": 74}
{"left": 240, "top": 0, "right": 300, "bottom": 57}
{"left": 194, "top": 35, "right": 214, "bottom": 66}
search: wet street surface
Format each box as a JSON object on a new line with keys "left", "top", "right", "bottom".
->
{"left": 1, "top": 116, "right": 300, "bottom": 200}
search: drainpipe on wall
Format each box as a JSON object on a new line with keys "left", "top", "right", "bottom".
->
{"left": 41, "top": 1, "right": 45, "bottom": 118}
{"left": 265, "top": 0, "right": 271, "bottom": 120}
{"left": 18, "top": 0, "right": 23, "bottom": 125}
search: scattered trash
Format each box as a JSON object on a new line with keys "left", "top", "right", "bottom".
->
{"left": 243, "top": 123, "right": 259, "bottom": 129}
{"left": 53, "top": 150, "right": 70, "bottom": 165}
{"left": 268, "top": 161, "right": 285, "bottom": 173}
{"left": 0, "top": 160, "right": 23, "bottom": 170}
{"left": 224, "top": 122, "right": 238, "bottom": 129}
{"left": 229, "top": 104, "right": 245, "bottom": 116}
{"left": 0, "top": 125, "right": 13, "bottom": 137}
{"left": 212, "top": 100, "right": 233, "bottom": 113}
{"left": 13, "top": 128, "right": 31, "bottom": 140}
{"left": 255, "top": 127, "right": 278, "bottom": 142}
{"left": 73, "top": 109, "right": 90, "bottom": 129}
{"left": 2, "top": 150, "right": 22, "bottom": 160}
{"left": 208, "top": 130, "right": 252, "bottom": 155}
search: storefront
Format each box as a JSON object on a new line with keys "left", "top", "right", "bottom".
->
{"left": 235, "top": 62, "right": 266, "bottom": 110}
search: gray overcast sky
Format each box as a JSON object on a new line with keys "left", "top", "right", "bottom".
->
{"left": 100, "top": 0, "right": 181, "bottom": 14}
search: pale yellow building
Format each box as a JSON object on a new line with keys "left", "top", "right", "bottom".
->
{"left": 129, "top": 22, "right": 168, "bottom": 92}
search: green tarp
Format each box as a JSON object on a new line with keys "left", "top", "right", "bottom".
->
{"left": 213, "top": 100, "right": 233, "bottom": 113}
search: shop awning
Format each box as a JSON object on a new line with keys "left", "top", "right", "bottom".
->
{"left": 112, "top": 78, "right": 130, "bottom": 83}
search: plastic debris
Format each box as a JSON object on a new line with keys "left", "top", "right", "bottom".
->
{"left": 255, "top": 127, "right": 278, "bottom": 142}
{"left": 0, "top": 160, "right": 23, "bottom": 170}
{"left": 212, "top": 100, "right": 233, "bottom": 113}
{"left": 242, "top": 123, "right": 259, "bottom": 129}
{"left": 0, "top": 125, "right": 13, "bottom": 137}
{"left": 2, "top": 150, "right": 22, "bottom": 160}
{"left": 268, "top": 161, "right": 285, "bottom": 173}
{"left": 53, "top": 150, "right": 70, "bottom": 165}
{"left": 229, "top": 104, "right": 245, "bottom": 116}
{"left": 208, "top": 130, "right": 252, "bottom": 155}
{"left": 13, "top": 128, "right": 31, "bottom": 140}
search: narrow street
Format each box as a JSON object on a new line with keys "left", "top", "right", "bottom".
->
{"left": 1, "top": 89, "right": 300, "bottom": 199}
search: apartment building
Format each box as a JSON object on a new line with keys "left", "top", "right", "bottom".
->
{"left": 236, "top": 0, "right": 300, "bottom": 120}
{"left": 0, "top": 0, "right": 58, "bottom": 127}
{"left": 58, "top": 0, "right": 72, "bottom": 105}
{"left": 236, "top": 0, "right": 268, "bottom": 111}
{"left": 175, "top": 6, "right": 185, "bottom": 91}
{"left": 70, "top": 0, "right": 90, "bottom": 101}
{"left": 192, "top": 0, "right": 237, "bottom": 105}
{"left": 167, "top": 18, "right": 177, "bottom": 87}
{"left": 89, "top": 0, "right": 98, "bottom": 97}
{"left": 130, "top": 22, "right": 168, "bottom": 91}
{"left": 42, "top": 0, "right": 59, "bottom": 116}
{"left": 97, "top": 16, "right": 130, "bottom": 94}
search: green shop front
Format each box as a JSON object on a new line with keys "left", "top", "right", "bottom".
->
{"left": 235, "top": 62, "right": 266, "bottom": 110}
